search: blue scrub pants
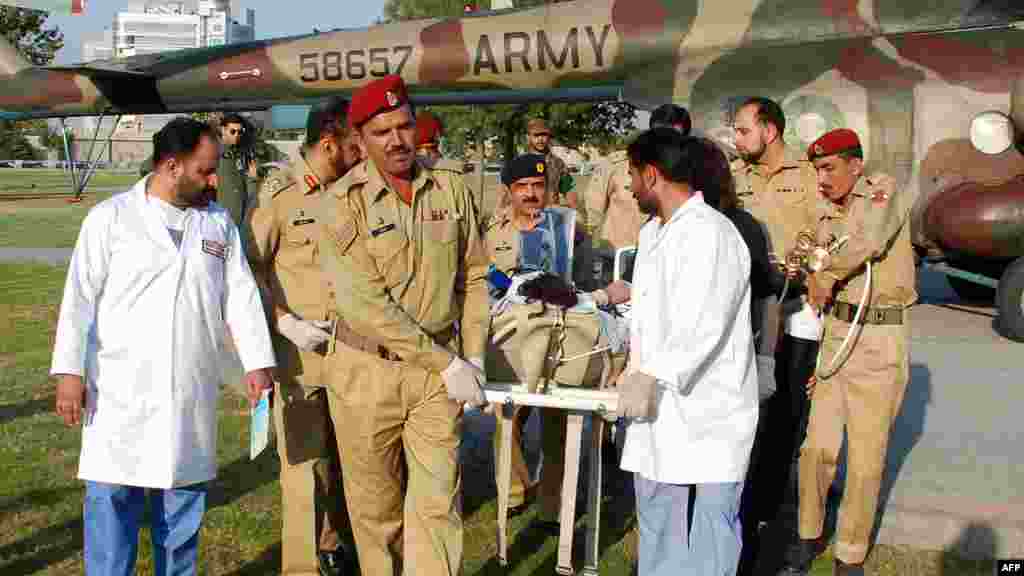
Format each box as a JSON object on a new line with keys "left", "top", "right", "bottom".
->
{"left": 84, "top": 481, "right": 207, "bottom": 576}
{"left": 634, "top": 475, "right": 744, "bottom": 576}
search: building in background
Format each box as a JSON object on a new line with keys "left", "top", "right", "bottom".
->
{"left": 81, "top": 28, "right": 114, "bottom": 61}
{"left": 71, "top": 1, "right": 258, "bottom": 167}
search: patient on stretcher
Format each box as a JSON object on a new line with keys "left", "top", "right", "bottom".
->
{"left": 484, "top": 206, "right": 629, "bottom": 389}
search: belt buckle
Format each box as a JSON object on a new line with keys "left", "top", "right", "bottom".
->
{"left": 873, "top": 309, "right": 886, "bottom": 324}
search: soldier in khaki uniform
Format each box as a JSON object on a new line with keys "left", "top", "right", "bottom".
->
{"left": 415, "top": 110, "right": 444, "bottom": 167}
{"left": 245, "top": 97, "right": 362, "bottom": 576}
{"left": 584, "top": 149, "right": 644, "bottom": 283}
{"left": 526, "top": 118, "right": 575, "bottom": 208}
{"left": 779, "top": 129, "right": 916, "bottom": 576}
{"left": 731, "top": 97, "right": 821, "bottom": 566}
{"left": 318, "top": 75, "right": 490, "bottom": 576}
{"left": 486, "top": 154, "right": 604, "bottom": 527}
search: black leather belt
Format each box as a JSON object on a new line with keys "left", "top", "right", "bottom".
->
{"left": 830, "top": 301, "right": 903, "bottom": 325}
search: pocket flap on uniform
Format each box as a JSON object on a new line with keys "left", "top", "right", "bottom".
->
{"left": 423, "top": 220, "right": 458, "bottom": 244}
{"left": 366, "top": 228, "right": 409, "bottom": 261}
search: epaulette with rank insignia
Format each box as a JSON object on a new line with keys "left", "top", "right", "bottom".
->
{"left": 259, "top": 167, "right": 296, "bottom": 199}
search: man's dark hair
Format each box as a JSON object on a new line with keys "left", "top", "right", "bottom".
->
{"left": 220, "top": 113, "right": 246, "bottom": 127}
{"left": 152, "top": 117, "right": 218, "bottom": 166}
{"left": 305, "top": 97, "right": 350, "bottom": 147}
{"left": 626, "top": 127, "right": 701, "bottom": 187}
{"left": 649, "top": 104, "right": 692, "bottom": 135}
{"left": 691, "top": 137, "right": 738, "bottom": 212}
{"left": 741, "top": 96, "right": 785, "bottom": 136}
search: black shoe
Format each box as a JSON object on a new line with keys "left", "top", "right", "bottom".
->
{"left": 776, "top": 537, "right": 826, "bottom": 576}
{"left": 532, "top": 518, "right": 561, "bottom": 534}
{"left": 833, "top": 559, "right": 865, "bottom": 576}
{"left": 318, "top": 545, "right": 348, "bottom": 576}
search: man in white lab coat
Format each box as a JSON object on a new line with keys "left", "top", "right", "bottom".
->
{"left": 50, "top": 117, "right": 276, "bottom": 576}
{"left": 617, "top": 128, "right": 758, "bottom": 576}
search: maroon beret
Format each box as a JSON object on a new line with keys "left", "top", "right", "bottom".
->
{"left": 348, "top": 75, "right": 409, "bottom": 129}
{"left": 415, "top": 111, "right": 443, "bottom": 147}
{"left": 808, "top": 128, "right": 862, "bottom": 161}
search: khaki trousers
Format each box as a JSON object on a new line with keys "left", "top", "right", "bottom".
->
{"left": 798, "top": 319, "right": 909, "bottom": 564}
{"left": 273, "top": 380, "right": 350, "bottom": 575}
{"left": 492, "top": 406, "right": 566, "bottom": 522}
{"left": 326, "top": 348, "right": 463, "bottom": 576}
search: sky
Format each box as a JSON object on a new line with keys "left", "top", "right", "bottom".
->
{"left": 46, "top": 0, "right": 387, "bottom": 64}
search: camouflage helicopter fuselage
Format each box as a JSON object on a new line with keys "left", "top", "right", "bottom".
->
{"left": 1, "top": 0, "right": 1023, "bottom": 261}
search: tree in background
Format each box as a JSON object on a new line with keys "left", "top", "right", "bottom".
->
{"left": 381, "top": 0, "right": 636, "bottom": 163}
{"left": 0, "top": 6, "right": 62, "bottom": 65}
{"left": 0, "top": 7, "right": 63, "bottom": 160}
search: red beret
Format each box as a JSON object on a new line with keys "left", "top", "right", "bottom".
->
{"left": 415, "top": 112, "right": 443, "bottom": 147}
{"left": 808, "top": 128, "right": 862, "bottom": 161}
{"left": 348, "top": 75, "right": 409, "bottom": 129}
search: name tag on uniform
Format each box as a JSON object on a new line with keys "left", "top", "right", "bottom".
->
{"left": 202, "top": 239, "right": 229, "bottom": 261}
{"left": 370, "top": 222, "right": 396, "bottom": 237}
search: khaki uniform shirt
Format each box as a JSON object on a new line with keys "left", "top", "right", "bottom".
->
{"left": 245, "top": 154, "right": 332, "bottom": 388}
{"left": 816, "top": 173, "right": 918, "bottom": 309}
{"left": 485, "top": 211, "right": 594, "bottom": 292}
{"left": 319, "top": 157, "right": 490, "bottom": 373}
{"left": 732, "top": 147, "right": 819, "bottom": 261}
{"left": 584, "top": 150, "right": 644, "bottom": 252}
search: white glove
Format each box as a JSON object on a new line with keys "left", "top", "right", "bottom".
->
{"left": 441, "top": 356, "right": 487, "bottom": 408}
{"left": 276, "top": 313, "right": 332, "bottom": 352}
{"left": 756, "top": 355, "right": 777, "bottom": 403}
{"left": 618, "top": 371, "right": 659, "bottom": 420}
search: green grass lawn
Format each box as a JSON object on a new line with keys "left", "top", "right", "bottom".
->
{"left": 0, "top": 261, "right": 998, "bottom": 575}
{"left": 0, "top": 169, "right": 137, "bottom": 194}
{"left": 0, "top": 169, "right": 134, "bottom": 249}
{"left": 0, "top": 193, "right": 115, "bottom": 249}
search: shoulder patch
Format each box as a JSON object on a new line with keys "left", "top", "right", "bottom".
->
{"left": 259, "top": 168, "right": 296, "bottom": 198}
{"left": 322, "top": 195, "right": 359, "bottom": 256}
{"left": 332, "top": 218, "right": 358, "bottom": 256}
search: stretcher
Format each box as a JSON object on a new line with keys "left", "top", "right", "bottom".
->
{"left": 484, "top": 382, "right": 619, "bottom": 576}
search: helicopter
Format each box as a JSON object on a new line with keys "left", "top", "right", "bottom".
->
{"left": 1, "top": 0, "right": 1023, "bottom": 338}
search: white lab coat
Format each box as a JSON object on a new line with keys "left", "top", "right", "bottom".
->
{"left": 50, "top": 178, "right": 276, "bottom": 489}
{"left": 620, "top": 195, "right": 758, "bottom": 484}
